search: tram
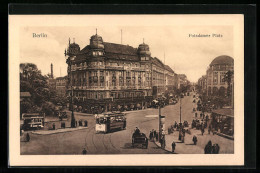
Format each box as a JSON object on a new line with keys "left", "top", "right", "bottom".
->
{"left": 95, "top": 112, "right": 126, "bottom": 133}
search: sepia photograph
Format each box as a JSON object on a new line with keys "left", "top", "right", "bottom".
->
{"left": 9, "top": 14, "right": 244, "bottom": 166}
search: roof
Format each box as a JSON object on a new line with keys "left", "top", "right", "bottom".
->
{"left": 103, "top": 42, "right": 139, "bottom": 61}
{"left": 212, "top": 108, "right": 234, "bottom": 117}
{"left": 78, "top": 45, "right": 91, "bottom": 54}
{"left": 164, "top": 65, "right": 174, "bottom": 73}
{"left": 75, "top": 42, "right": 140, "bottom": 61}
{"left": 210, "top": 55, "right": 234, "bottom": 66}
{"left": 151, "top": 57, "right": 165, "bottom": 68}
{"left": 103, "top": 42, "right": 138, "bottom": 55}
{"left": 20, "top": 92, "right": 31, "bottom": 97}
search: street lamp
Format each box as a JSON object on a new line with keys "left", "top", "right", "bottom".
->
{"left": 179, "top": 96, "right": 182, "bottom": 124}
{"left": 65, "top": 49, "right": 76, "bottom": 128}
{"left": 178, "top": 94, "right": 183, "bottom": 141}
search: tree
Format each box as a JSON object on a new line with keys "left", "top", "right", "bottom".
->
{"left": 224, "top": 70, "right": 234, "bottom": 106}
{"left": 20, "top": 63, "right": 60, "bottom": 116}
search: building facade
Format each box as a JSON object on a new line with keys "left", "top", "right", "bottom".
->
{"left": 65, "top": 34, "right": 177, "bottom": 113}
{"left": 206, "top": 55, "right": 234, "bottom": 96}
{"left": 197, "top": 75, "right": 207, "bottom": 94}
{"left": 56, "top": 76, "right": 67, "bottom": 97}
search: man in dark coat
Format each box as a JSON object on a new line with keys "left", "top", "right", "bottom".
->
{"left": 171, "top": 141, "right": 176, "bottom": 153}
{"left": 149, "top": 131, "right": 152, "bottom": 140}
{"left": 82, "top": 148, "right": 87, "bottom": 154}
{"left": 153, "top": 130, "right": 157, "bottom": 138}
{"left": 174, "top": 121, "right": 177, "bottom": 128}
{"left": 201, "top": 125, "right": 205, "bottom": 135}
{"left": 215, "top": 144, "right": 220, "bottom": 154}
{"left": 192, "top": 135, "right": 198, "bottom": 145}
{"left": 204, "top": 140, "right": 212, "bottom": 154}
{"left": 26, "top": 133, "right": 30, "bottom": 142}
{"left": 212, "top": 144, "right": 217, "bottom": 154}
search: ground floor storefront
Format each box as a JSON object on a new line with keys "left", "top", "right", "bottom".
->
{"left": 74, "top": 96, "right": 154, "bottom": 114}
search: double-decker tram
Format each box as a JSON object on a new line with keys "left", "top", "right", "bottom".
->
{"left": 95, "top": 112, "right": 126, "bottom": 133}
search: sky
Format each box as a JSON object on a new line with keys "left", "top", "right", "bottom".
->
{"left": 20, "top": 20, "right": 233, "bottom": 83}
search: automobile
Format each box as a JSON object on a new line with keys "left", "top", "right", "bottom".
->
{"left": 132, "top": 132, "right": 148, "bottom": 149}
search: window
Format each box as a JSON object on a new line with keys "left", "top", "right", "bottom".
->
{"left": 213, "top": 72, "right": 218, "bottom": 85}
{"left": 220, "top": 72, "right": 226, "bottom": 84}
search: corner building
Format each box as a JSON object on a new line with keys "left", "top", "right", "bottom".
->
{"left": 65, "top": 34, "right": 177, "bottom": 113}
{"left": 206, "top": 55, "right": 234, "bottom": 96}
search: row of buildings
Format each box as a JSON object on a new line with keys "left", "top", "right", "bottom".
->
{"left": 62, "top": 33, "right": 189, "bottom": 113}
{"left": 197, "top": 55, "right": 234, "bottom": 137}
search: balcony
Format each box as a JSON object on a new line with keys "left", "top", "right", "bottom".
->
{"left": 105, "top": 66, "right": 124, "bottom": 70}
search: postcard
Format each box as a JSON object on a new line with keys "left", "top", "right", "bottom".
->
{"left": 9, "top": 14, "right": 244, "bottom": 166}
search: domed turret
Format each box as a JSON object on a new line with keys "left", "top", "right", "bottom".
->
{"left": 138, "top": 43, "right": 151, "bottom": 57}
{"left": 67, "top": 38, "right": 80, "bottom": 56}
{"left": 210, "top": 55, "right": 234, "bottom": 66}
{"left": 90, "top": 34, "right": 104, "bottom": 50}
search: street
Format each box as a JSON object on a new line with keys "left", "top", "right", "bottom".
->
{"left": 20, "top": 92, "right": 233, "bottom": 154}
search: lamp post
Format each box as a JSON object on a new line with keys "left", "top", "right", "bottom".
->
{"left": 180, "top": 97, "right": 182, "bottom": 124}
{"left": 65, "top": 49, "right": 76, "bottom": 128}
{"left": 158, "top": 103, "right": 165, "bottom": 147}
{"left": 178, "top": 95, "right": 182, "bottom": 141}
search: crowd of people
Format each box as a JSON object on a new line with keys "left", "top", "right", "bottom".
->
{"left": 149, "top": 129, "right": 158, "bottom": 141}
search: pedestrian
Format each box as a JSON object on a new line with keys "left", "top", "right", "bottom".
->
{"left": 82, "top": 148, "right": 87, "bottom": 154}
{"left": 152, "top": 129, "right": 155, "bottom": 140}
{"left": 181, "top": 133, "right": 185, "bottom": 143}
{"left": 26, "top": 133, "right": 30, "bottom": 142}
{"left": 208, "top": 125, "right": 211, "bottom": 134}
{"left": 154, "top": 130, "right": 157, "bottom": 138}
{"left": 195, "top": 112, "right": 197, "bottom": 118}
{"left": 149, "top": 131, "right": 152, "bottom": 140}
{"left": 171, "top": 141, "right": 176, "bottom": 153}
{"left": 201, "top": 127, "right": 204, "bottom": 136}
{"left": 204, "top": 140, "right": 212, "bottom": 154}
{"left": 192, "top": 135, "right": 197, "bottom": 145}
{"left": 200, "top": 113, "right": 202, "bottom": 118}
{"left": 52, "top": 123, "right": 56, "bottom": 130}
{"left": 212, "top": 144, "right": 217, "bottom": 154}
{"left": 215, "top": 144, "right": 220, "bottom": 154}
{"left": 174, "top": 121, "right": 177, "bottom": 128}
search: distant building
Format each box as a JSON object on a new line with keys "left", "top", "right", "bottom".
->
{"left": 56, "top": 76, "right": 67, "bottom": 97}
{"left": 197, "top": 75, "right": 207, "bottom": 94}
{"left": 65, "top": 33, "right": 178, "bottom": 113}
{"left": 206, "top": 55, "right": 234, "bottom": 96}
{"left": 47, "top": 78, "right": 56, "bottom": 90}
{"left": 178, "top": 74, "right": 188, "bottom": 89}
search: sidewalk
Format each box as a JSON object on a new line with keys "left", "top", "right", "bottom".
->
{"left": 31, "top": 126, "right": 88, "bottom": 135}
{"left": 154, "top": 127, "right": 234, "bottom": 154}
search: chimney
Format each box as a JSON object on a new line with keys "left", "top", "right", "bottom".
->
{"left": 51, "top": 63, "right": 53, "bottom": 78}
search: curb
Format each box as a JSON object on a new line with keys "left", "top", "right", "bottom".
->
{"left": 31, "top": 127, "right": 89, "bottom": 135}
{"left": 153, "top": 141, "right": 175, "bottom": 154}
{"left": 213, "top": 131, "right": 234, "bottom": 140}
